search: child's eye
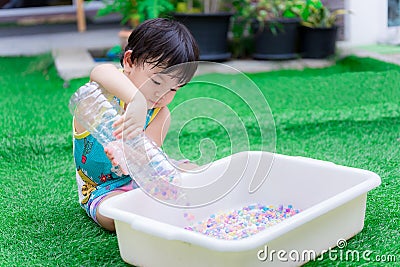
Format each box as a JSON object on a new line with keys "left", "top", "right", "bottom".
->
{"left": 151, "top": 78, "right": 161, "bottom": 85}
{"left": 170, "top": 83, "right": 186, "bottom": 92}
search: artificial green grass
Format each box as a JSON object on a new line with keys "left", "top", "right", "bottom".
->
{"left": 0, "top": 55, "right": 398, "bottom": 266}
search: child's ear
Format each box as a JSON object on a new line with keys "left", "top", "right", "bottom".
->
{"left": 123, "top": 50, "right": 134, "bottom": 74}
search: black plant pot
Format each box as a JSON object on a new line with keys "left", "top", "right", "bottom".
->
{"left": 299, "top": 26, "right": 338, "bottom": 58}
{"left": 252, "top": 18, "right": 300, "bottom": 60}
{"left": 174, "top": 12, "right": 232, "bottom": 61}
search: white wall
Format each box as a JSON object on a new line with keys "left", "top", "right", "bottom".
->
{"left": 344, "top": 0, "right": 389, "bottom": 46}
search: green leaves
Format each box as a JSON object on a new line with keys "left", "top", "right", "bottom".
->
{"left": 97, "top": 0, "right": 174, "bottom": 27}
{"left": 138, "top": 0, "right": 174, "bottom": 21}
{"left": 293, "top": 0, "right": 349, "bottom": 28}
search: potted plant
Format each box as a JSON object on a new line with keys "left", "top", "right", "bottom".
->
{"left": 294, "top": 0, "right": 348, "bottom": 58}
{"left": 229, "top": 0, "right": 255, "bottom": 59}
{"left": 172, "top": 0, "right": 234, "bottom": 61}
{"left": 95, "top": 0, "right": 174, "bottom": 49}
{"left": 243, "top": 0, "right": 304, "bottom": 60}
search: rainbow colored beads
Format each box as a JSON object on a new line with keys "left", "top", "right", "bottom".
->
{"left": 184, "top": 204, "right": 301, "bottom": 240}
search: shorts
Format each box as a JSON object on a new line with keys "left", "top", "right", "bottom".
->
{"left": 84, "top": 180, "right": 137, "bottom": 225}
{"left": 82, "top": 158, "right": 190, "bottom": 225}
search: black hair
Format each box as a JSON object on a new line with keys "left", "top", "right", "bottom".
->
{"left": 122, "top": 18, "right": 200, "bottom": 85}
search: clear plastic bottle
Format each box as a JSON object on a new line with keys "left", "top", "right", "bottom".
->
{"left": 69, "top": 81, "right": 184, "bottom": 205}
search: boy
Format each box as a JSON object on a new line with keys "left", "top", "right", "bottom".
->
{"left": 72, "top": 18, "right": 199, "bottom": 231}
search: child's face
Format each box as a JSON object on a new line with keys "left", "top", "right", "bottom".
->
{"left": 126, "top": 62, "right": 183, "bottom": 109}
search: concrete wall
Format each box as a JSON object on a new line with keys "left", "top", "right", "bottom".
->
{"left": 323, "top": 0, "right": 393, "bottom": 46}
{"left": 344, "top": 0, "right": 389, "bottom": 45}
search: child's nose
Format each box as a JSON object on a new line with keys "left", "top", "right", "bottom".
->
{"left": 154, "top": 91, "right": 165, "bottom": 100}
{"left": 156, "top": 89, "right": 169, "bottom": 96}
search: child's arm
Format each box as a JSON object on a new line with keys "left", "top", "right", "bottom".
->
{"left": 144, "top": 106, "right": 171, "bottom": 147}
{"left": 90, "top": 63, "right": 139, "bottom": 104}
{"left": 90, "top": 64, "right": 147, "bottom": 139}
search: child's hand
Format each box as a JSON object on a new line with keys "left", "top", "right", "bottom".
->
{"left": 112, "top": 92, "right": 147, "bottom": 140}
{"left": 104, "top": 142, "right": 129, "bottom": 176}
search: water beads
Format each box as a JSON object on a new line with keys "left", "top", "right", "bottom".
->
{"left": 184, "top": 204, "right": 301, "bottom": 240}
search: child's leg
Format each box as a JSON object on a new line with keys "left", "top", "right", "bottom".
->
{"left": 94, "top": 181, "right": 137, "bottom": 231}
{"left": 95, "top": 191, "right": 125, "bottom": 232}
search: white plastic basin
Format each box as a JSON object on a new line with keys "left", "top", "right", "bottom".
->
{"left": 100, "top": 151, "right": 381, "bottom": 266}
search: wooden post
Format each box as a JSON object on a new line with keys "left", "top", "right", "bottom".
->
{"left": 188, "top": 0, "right": 193, "bottom": 12}
{"left": 211, "top": 0, "right": 219, "bottom": 13}
{"left": 76, "top": 0, "right": 86, "bottom": 32}
{"left": 204, "top": 0, "right": 210, "bottom": 13}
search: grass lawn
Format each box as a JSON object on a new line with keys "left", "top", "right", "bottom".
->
{"left": 0, "top": 55, "right": 398, "bottom": 266}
